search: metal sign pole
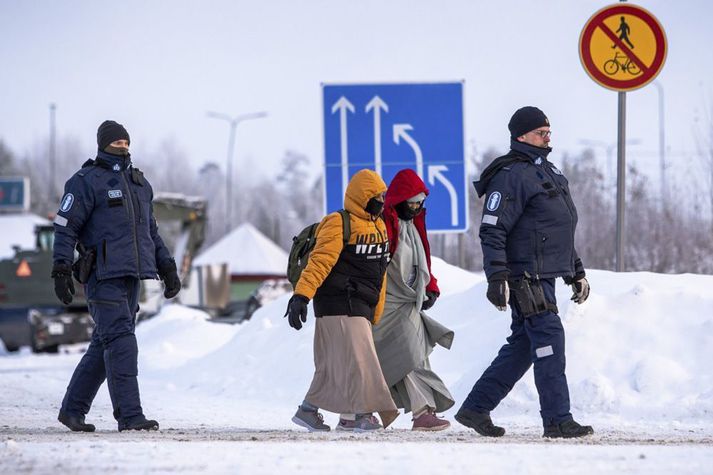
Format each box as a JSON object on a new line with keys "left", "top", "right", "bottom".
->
{"left": 616, "top": 91, "right": 626, "bottom": 272}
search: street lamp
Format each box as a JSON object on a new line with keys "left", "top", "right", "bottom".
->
{"left": 653, "top": 81, "right": 667, "bottom": 208}
{"left": 206, "top": 110, "right": 267, "bottom": 234}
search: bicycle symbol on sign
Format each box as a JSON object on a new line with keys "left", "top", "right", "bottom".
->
{"left": 603, "top": 52, "right": 641, "bottom": 76}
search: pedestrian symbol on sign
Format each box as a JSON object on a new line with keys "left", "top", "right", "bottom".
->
{"left": 613, "top": 16, "right": 635, "bottom": 49}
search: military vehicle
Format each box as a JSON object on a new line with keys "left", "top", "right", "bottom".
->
{"left": 0, "top": 193, "right": 210, "bottom": 353}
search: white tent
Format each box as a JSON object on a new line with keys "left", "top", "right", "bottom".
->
{"left": 193, "top": 222, "right": 288, "bottom": 276}
{"left": 0, "top": 213, "right": 50, "bottom": 259}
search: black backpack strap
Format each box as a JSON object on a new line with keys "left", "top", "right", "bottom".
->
{"left": 337, "top": 209, "right": 351, "bottom": 247}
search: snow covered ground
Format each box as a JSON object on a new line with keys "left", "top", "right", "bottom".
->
{"left": 1, "top": 258, "right": 712, "bottom": 473}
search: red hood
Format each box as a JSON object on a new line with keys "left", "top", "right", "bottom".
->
{"left": 384, "top": 169, "right": 439, "bottom": 295}
{"left": 384, "top": 168, "right": 430, "bottom": 208}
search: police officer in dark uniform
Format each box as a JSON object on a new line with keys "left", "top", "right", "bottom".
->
{"left": 52, "top": 120, "right": 181, "bottom": 432}
{"left": 454, "top": 107, "right": 593, "bottom": 439}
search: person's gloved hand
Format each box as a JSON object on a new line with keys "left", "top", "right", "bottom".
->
{"left": 158, "top": 259, "right": 181, "bottom": 299}
{"left": 564, "top": 258, "right": 589, "bottom": 304}
{"left": 284, "top": 294, "right": 310, "bottom": 330}
{"left": 570, "top": 277, "right": 590, "bottom": 304}
{"left": 421, "top": 290, "right": 439, "bottom": 310}
{"left": 486, "top": 271, "right": 509, "bottom": 311}
{"left": 51, "top": 262, "right": 75, "bottom": 305}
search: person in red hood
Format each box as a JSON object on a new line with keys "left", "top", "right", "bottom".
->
{"left": 372, "top": 168, "right": 455, "bottom": 431}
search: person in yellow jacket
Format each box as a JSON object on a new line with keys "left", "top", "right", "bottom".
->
{"left": 285, "top": 169, "right": 399, "bottom": 432}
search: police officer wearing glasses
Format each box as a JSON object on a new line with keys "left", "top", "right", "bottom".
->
{"left": 51, "top": 120, "right": 181, "bottom": 432}
{"left": 454, "top": 106, "right": 593, "bottom": 439}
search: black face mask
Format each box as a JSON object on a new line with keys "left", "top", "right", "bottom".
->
{"left": 104, "top": 145, "right": 130, "bottom": 156}
{"left": 365, "top": 197, "right": 384, "bottom": 217}
{"left": 395, "top": 201, "right": 422, "bottom": 221}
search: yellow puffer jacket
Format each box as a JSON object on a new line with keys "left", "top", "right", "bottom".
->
{"left": 295, "top": 169, "right": 389, "bottom": 324}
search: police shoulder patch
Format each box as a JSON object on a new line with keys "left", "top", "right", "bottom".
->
{"left": 59, "top": 193, "right": 75, "bottom": 213}
{"left": 486, "top": 191, "right": 502, "bottom": 212}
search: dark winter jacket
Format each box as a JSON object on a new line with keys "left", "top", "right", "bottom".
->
{"left": 53, "top": 151, "right": 172, "bottom": 281}
{"left": 383, "top": 168, "right": 439, "bottom": 295}
{"left": 473, "top": 139, "right": 581, "bottom": 281}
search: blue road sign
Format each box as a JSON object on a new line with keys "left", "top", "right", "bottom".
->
{"left": 323, "top": 82, "right": 467, "bottom": 232}
{"left": 0, "top": 177, "right": 30, "bottom": 212}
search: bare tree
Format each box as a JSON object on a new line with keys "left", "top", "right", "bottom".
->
{"left": 0, "top": 140, "right": 17, "bottom": 175}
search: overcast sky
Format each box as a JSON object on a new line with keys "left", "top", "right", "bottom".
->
{"left": 1, "top": 0, "right": 711, "bottom": 186}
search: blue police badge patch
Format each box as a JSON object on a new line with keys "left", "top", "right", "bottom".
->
{"left": 59, "top": 193, "right": 74, "bottom": 212}
{"left": 535, "top": 157, "right": 543, "bottom": 165}
{"left": 487, "top": 191, "right": 502, "bottom": 212}
{"left": 113, "top": 164, "right": 120, "bottom": 171}
{"left": 108, "top": 189, "right": 123, "bottom": 199}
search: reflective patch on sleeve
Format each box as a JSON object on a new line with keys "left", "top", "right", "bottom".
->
{"left": 59, "top": 193, "right": 74, "bottom": 212}
{"left": 54, "top": 215, "right": 68, "bottom": 227}
{"left": 536, "top": 345, "right": 554, "bottom": 358}
{"left": 482, "top": 214, "right": 498, "bottom": 225}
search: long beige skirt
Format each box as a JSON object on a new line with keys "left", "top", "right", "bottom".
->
{"left": 304, "top": 315, "right": 399, "bottom": 428}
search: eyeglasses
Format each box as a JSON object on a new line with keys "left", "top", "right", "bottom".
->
{"left": 531, "top": 130, "right": 552, "bottom": 138}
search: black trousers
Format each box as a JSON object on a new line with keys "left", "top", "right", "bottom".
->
{"left": 60, "top": 275, "right": 144, "bottom": 427}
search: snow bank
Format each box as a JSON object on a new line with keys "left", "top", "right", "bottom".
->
{"left": 136, "top": 305, "right": 240, "bottom": 372}
{"left": 136, "top": 264, "right": 713, "bottom": 424}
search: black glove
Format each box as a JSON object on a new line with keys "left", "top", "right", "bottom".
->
{"left": 284, "top": 294, "right": 310, "bottom": 330}
{"left": 51, "top": 262, "right": 75, "bottom": 305}
{"left": 486, "top": 271, "right": 509, "bottom": 311}
{"left": 570, "top": 277, "right": 590, "bottom": 304}
{"left": 563, "top": 258, "right": 589, "bottom": 304}
{"left": 158, "top": 259, "right": 181, "bottom": 299}
{"left": 421, "top": 290, "right": 439, "bottom": 310}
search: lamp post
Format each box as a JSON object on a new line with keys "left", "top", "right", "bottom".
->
{"left": 206, "top": 110, "right": 267, "bottom": 234}
{"left": 653, "top": 81, "right": 667, "bottom": 209}
{"left": 49, "top": 103, "right": 57, "bottom": 204}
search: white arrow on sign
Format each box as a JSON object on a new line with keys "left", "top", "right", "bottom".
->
{"left": 393, "top": 123, "right": 424, "bottom": 179}
{"left": 428, "top": 165, "right": 458, "bottom": 226}
{"left": 365, "top": 96, "right": 389, "bottom": 176}
{"left": 332, "top": 96, "right": 355, "bottom": 199}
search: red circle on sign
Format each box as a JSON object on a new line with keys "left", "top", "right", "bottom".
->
{"left": 579, "top": 4, "right": 667, "bottom": 91}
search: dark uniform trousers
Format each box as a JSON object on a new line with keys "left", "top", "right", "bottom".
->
{"left": 61, "top": 274, "right": 143, "bottom": 425}
{"left": 462, "top": 278, "right": 572, "bottom": 426}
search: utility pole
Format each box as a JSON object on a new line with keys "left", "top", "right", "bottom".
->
{"left": 654, "top": 81, "right": 667, "bottom": 210}
{"left": 49, "top": 103, "right": 57, "bottom": 205}
{"left": 206, "top": 110, "right": 267, "bottom": 234}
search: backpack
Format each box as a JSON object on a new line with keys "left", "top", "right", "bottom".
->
{"left": 287, "top": 209, "right": 350, "bottom": 289}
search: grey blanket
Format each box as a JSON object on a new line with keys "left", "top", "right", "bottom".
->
{"left": 372, "top": 219, "right": 454, "bottom": 412}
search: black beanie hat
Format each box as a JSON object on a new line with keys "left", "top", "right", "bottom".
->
{"left": 508, "top": 106, "right": 550, "bottom": 138}
{"left": 97, "top": 120, "right": 130, "bottom": 150}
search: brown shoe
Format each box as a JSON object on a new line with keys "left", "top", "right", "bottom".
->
{"left": 412, "top": 410, "right": 451, "bottom": 431}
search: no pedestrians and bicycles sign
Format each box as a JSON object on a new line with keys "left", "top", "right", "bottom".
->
{"left": 579, "top": 3, "right": 667, "bottom": 91}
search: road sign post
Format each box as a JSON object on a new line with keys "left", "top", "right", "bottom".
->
{"left": 322, "top": 82, "right": 467, "bottom": 233}
{"left": 579, "top": 2, "right": 667, "bottom": 271}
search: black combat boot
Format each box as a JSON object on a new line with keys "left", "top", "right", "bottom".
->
{"left": 543, "top": 419, "right": 594, "bottom": 438}
{"left": 454, "top": 407, "right": 505, "bottom": 437}
{"left": 118, "top": 417, "right": 159, "bottom": 432}
{"left": 58, "top": 411, "right": 96, "bottom": 432}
